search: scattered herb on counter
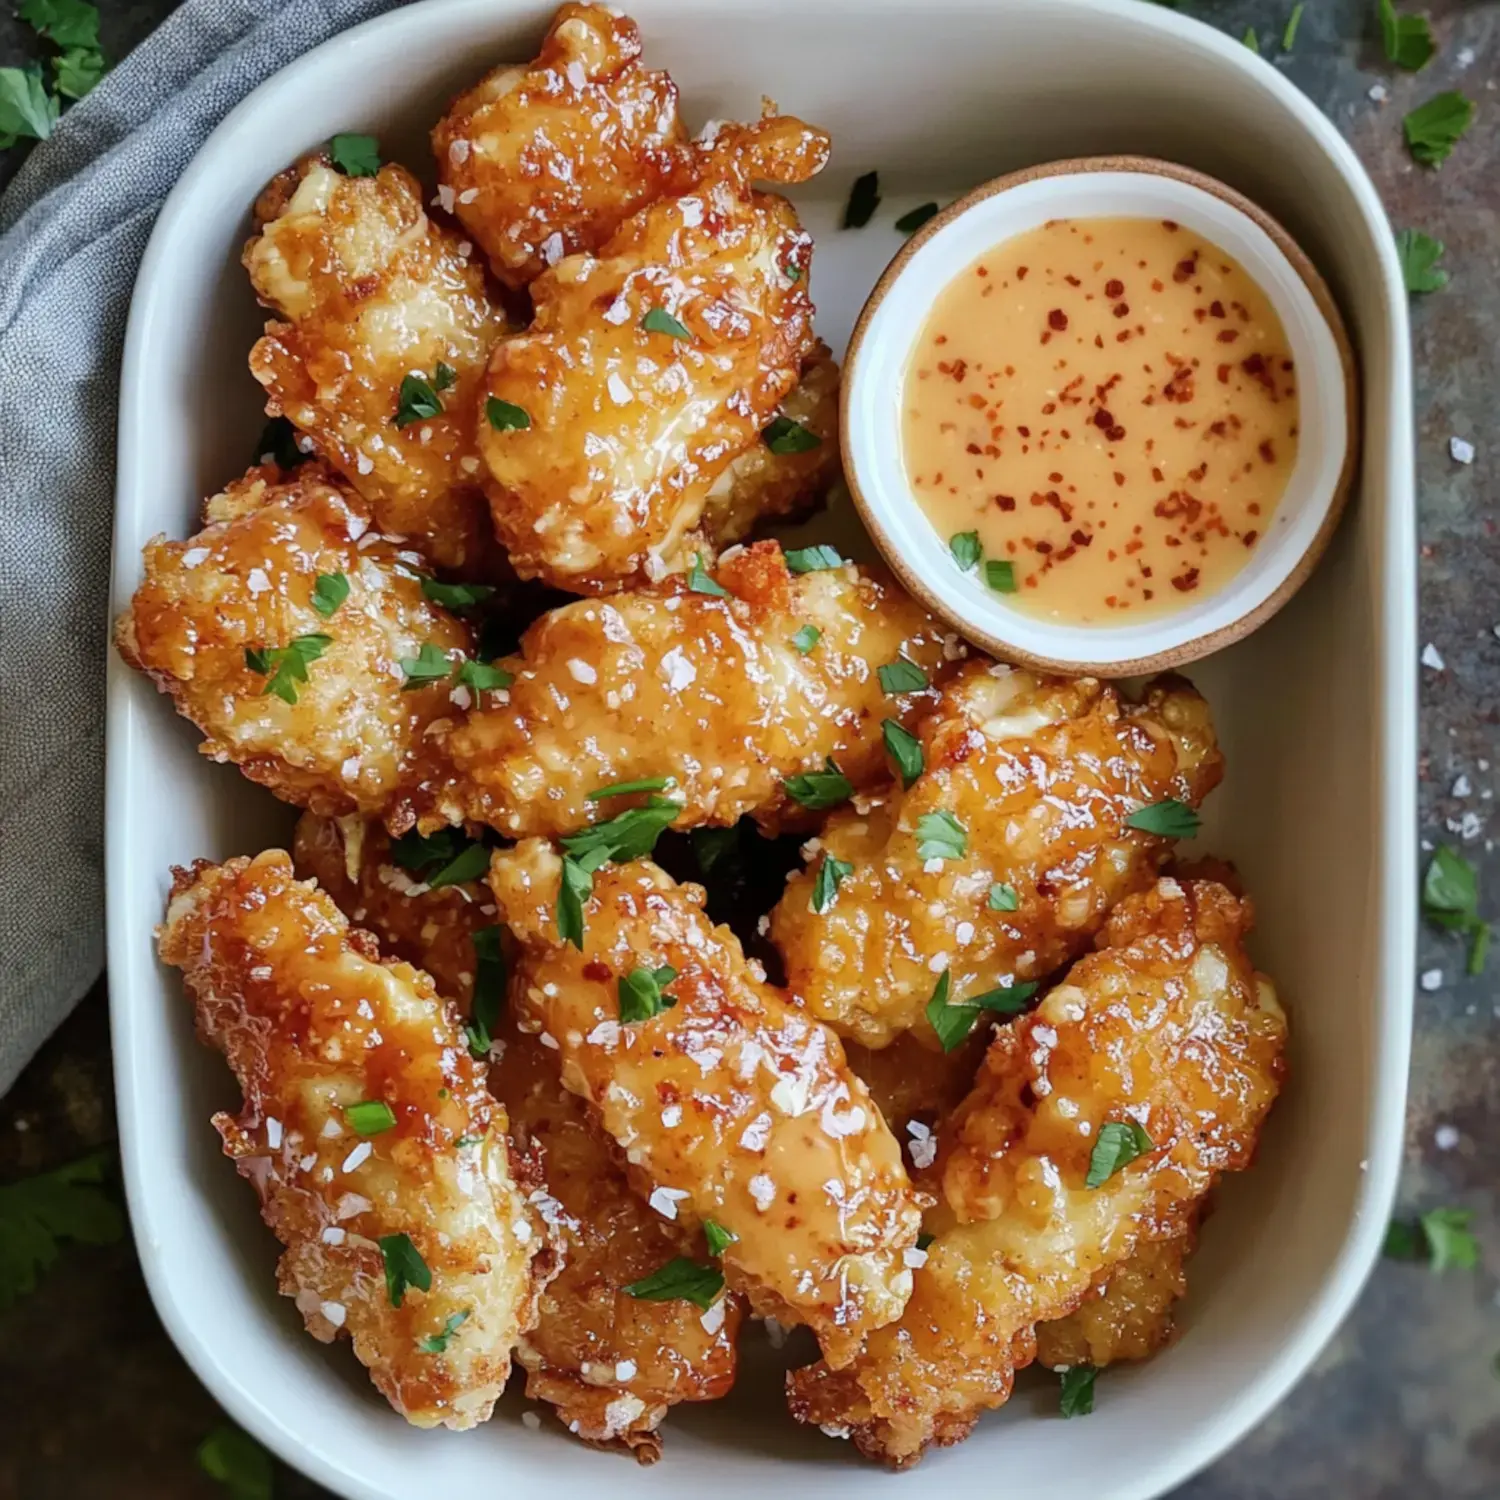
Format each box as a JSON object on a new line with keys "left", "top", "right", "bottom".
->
{"left": 1384, "top": 1207, "right": 1480, "bottom": 1273}
{"left": 843, "top": 170, "right": 880, "bottom": 228}
{"left": 0, "top": 66, "right": 57, "bottom": 146}
{"left": 197, "top": 1424, "right": 273, "bottom": 1500}
{"left": 1378, "top": 0, "right": 1435, "bottom": 71}
{"left": 1403, "top": 90, "right": 1475, "bottom": 167}
{"left": 1395, "top": 228, "right": 1448, "bottom": 293}
{"left": 0, "top": 1150, "right": 123, "bottom": 1308}
{"left": 1422, "top": 844, "right": 1490, "bottom": 975}
{"left": 895, "top": 202, "right": 939, "bottom": 235}
{"left": 1281, "top": 2, "right": 1305, "bottom": 51}
{"left": 1242, "top": 25, "right": 1259, "bottom": 51}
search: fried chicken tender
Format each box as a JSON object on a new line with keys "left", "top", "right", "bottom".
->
{"left": 443, "top": 543, "right": 959, "bottom": 838}
{"left": 115, "top": 465, "right": 471, "bottom": 828}
{"left": 496, "top": 1029, "right": 743, "bottom": 1459}
{"left": 770, "top": 662, "right": 1224, "bottom": 1049}
{"left": 244, "top": 157, "right": 508, "bottom": 572}
{"left": 157, "top": 851, "right": 542, "bottom": 1430}
{"left": 432, "top": 3, "right": 689, "bottom": 289}
{"left": 787, "top": 878, "right": 1286, "bottom": 1465}
{"left": 490, "top": 841, "right": 922, "bottom": 1366}
{"left": 477, "top": 115, "right": 830, "bottom": 590}
{"left": 1032, "top": 1216, "right": 1196, "bottom": 1370}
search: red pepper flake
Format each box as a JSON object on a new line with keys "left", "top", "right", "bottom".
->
{"left": 1094, "top": 334, "right": 1104, "bottom": 348}
{"left": 1209, "top": 300, "right": 1225, "bottom": 318}
{"left": 1217, "top": 363, "right": 1231, "bottom": 385}
{"left": 1259, "top": 439, "right": 1276, "bottom": 464}
{"left": 1170, "top": 567, "right": 1200, "bottom": 593}
{"left": 1162, "top": 220, "right": 1178, "bottom": 231}
{"left": 1064, "top": 274, "right": 1081, "bottom": 287}
{"left": 1151, "top": 466, "right": 1164, "bottom": 482}
{"left": 1189, "top": 463, "right": 1208, "bottom": 482}
{"left": 966, "top": 442, "right": 982, "bottom": 455}
{"left": 1240, "top": 353, "right": 1276, "bottom": 393}
{"left": 1048, "top": 471, "right": 1064, "bottom": 483}
{"left": 1172, "top": 254, "right": 1198, "bottom": 283}
{"left": 1034, "top": 540, "right": 1053, "bottom": 555}
{"left": 1105, "top": 278, "right": 1124, "bottom": 298}
{"left": 1216, "top": 329, "right": 1240, "bottom": 344}
{"left": 1113, "top": 471, "right": 1126, "bottom": 487}
{"left": 583, "top": 959, "right": 612, "bottom": 981}
{"left": 1093, "top": 408, "right": 1114, "bottom": 431}
{"left": 976, "top": 265, "right": 989, "bottom": 277}
{"left": 1070, "top": 529, "right": 1092, "bottom": 547}
{"left": 1048, "top": 309, "right": 1069, "bottom": 331}
{"left": 1242, "top": 530, "right": 1259, "bottom": 547}
{"left": 1112, "top": 302, "right": 1130, "bottom": 318}
{"left": 1016, "top": 425, "right": 1030, "bottom": 437}
{"left": 1106, "top": 424, "right": 1126, "bottom": 442}
{"left": 994, "top": 494, "right": 1016, "bottom": 511}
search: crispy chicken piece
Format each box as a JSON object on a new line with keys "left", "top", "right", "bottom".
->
{"left": 490, "top": 841, "right": 922, "bottom": 1366}
{"left": 156, "top": 852, "right": 542, "bottom": 1430}
{"left": 1033, "top": 1216, "right": 1196, "bottom": 1370}
{"left": 477, "top": 114, "right": 830, "bottom": 591}
{"left": 244, "top": 156, "right": 508, "bottom": 572}
{"left": 787, "top": 878, "right": 1286, "bottom": 1465}
{"left": 770, "top": 663, "right": 1224, "bottom": 1049}
{"left": 497, "top": 1029, "right": 744, "bottom": 1459}
{"left": 115, "top": 465, "right": 471, "bottom": 828}
{"left": 432, "top": 3, "right": 689, "bottom": 289}
{"left": 442, "top": 542, "right": 960, "bottom": 838}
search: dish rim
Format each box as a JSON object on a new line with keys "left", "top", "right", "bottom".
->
{"left": 103, "top": 1, "right": 1417, "bottom": 1496}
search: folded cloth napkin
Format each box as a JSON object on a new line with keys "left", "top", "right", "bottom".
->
{"left": 0, "top": 0, "right": 399, "bottom": 1095}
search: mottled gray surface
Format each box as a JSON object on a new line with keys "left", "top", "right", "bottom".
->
{"left": 1, "top": 0, "right": 1497, "bottom": 1496}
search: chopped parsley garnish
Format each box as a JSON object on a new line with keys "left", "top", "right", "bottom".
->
{"left": 624, "top": 1256, "right": 724, "bottom": 1309}
{"left": 556, "top": 798, "right": 683, "bottom": 948}
{"left": 1378, "top": 0, "right": 1435, "bottom": 70}
{"left": 587, "top": 776, "right": 676, "bottom": 801}
{"left": 984, "top": 559, "right": 1018, "bottom": 594}
{"left": 812, "top": 854, "right": 855, "bottom": 915}
{"left": 785, "top": 263, "right": 803, "bottom": 281}
{"left": 686, "top": 553, "right": 730, "bottom": 597}
{"left": 417, "top": 1308, "right": 470, "bottom": 1354}
{"left": 1125, "top": 799, "right": 1200, "bottom": 838}
{"left": 762, "top": 416, "right": 822, "bottom": 454}
{"left": 329, "top": 131, "right": 380, "bottom": 176}
{"left": 0, "top": 1150, "right": 123, "bottom": 1308}
{"left": 465, "top": 926, "right": 506, "bottom": 1058}
{"left": 1384, "top": 1206, "right": 1480, "bottom": 1272}
{"left": 784, "top": 756, "right": 854, "bottom": 811}
{"left": 0, "top": 65, "right": 57, "bottom": 144}
{"left": 1422, "top": 845, "right": 1490, "bottom": 975}
{"left": 311, "top": 571, "right": 349, "bottom": 618}
{"left": 457, "top": 658, "right": 513, "bottom": 693}
{"left": 894, "top": 202, "right": 939, "bottom": 234}
{"left": 843, "top": 170, "right": 880, "bottom": 229}
{"left": 790, "top": 624, "right": 821, "bottom": 655}
{"left": 692, "top": 825, "right": 740, "bottom": 875}
{"left": 196, "top": 1424, "right": 272, "bottom": 1500}
{"left": 399, "top": 641, "right": 453, "bottom": 689}
{"left": 784, "top": 544, "right": 844, "bottom": 574}
{"left": 704, "top": 1220, "right": 737, "bottom": 1257}
{"left": 925, "top": 970, "right": 1038, "bottom": 1052}
{"left": 255, "top": 415, "right": 305, "bottom": 470}
{"left": 486, "top": 397, "right": 531, "bottom": 431}
{"left": 389, "top": 828, "right": 490, "bottom": 889}
{"left": 14, "top": 0, "right": 108, "bottom": 124}
{"left": 1281, "top": 2, "right": 1304, "bottom": 50}
{"left": 394, "top": 372, "right": 443, "bottom": 427}
{"left": 51, "top": 43, "right": 103, "bottom": 100}
{"left": 421, "top": 577, "right": 495, "bottom": 610}
{"left": 1395, "top": 229, "right": 1448, "bottom": 293}
{"left": 915, "top": 810, "right": 967, "bottom": 861}
{"left": 427, "top": 841, "right": 492, "bottom": 889}
{"left": 557, "top": 854, "right": 594, "bottom": 949}
{"left": 618, "top": 964, "right": 678, "bottom": 1022}
{"left": 882, "top": 718, "right": 924, "bottom": 788}
{"left": 949, "top": 530, "right": 982, "bottom": 571}
{"left": 244, "top": 633, "right": 331, "bottom": 705}
{"left": 344, "top": 1100, "right": 396, "bottom": 1135}
{"left": 879, "top": 657, "right": 929, "bottom": 695}
{"left": 1059, "top": 1365, "right": 1097, "bottom": 1418}
{"left": 1085, "top": 1121, "right": 1154, "bottom": 1188}
{"left": 641, "top": 306, "right": 692, "bottom": 339}
{"left": 379, "top": 1232, "right": 431, "bottom": 1307}
{"left": 433, "top": 361, "right": 457, "bottom": 392}
{"left": 988, "top": 882, "right": 1019, "bottom": 912}
{"left": 1404, "top": 90, "right": 1475, "bottom": 167}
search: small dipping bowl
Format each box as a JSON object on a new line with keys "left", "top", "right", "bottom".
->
{"left": 842, "top": 156, "right": 1358, "bottom": 675}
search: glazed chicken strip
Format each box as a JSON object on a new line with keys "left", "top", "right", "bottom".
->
{"left": 770, "top": 662, "right": 1224, "bottom": 1049}
{"left": 490, "top": 841, "right": 922, "bottom": 1366}
{"left": 293, "top": 812, "right": 745, "bottom": 1456}
{"left": 244, "top": 155, "right": 508, "bottom": 572}
{"left": 477, "top": 114, "right": 830, "bottom": 591}
{"left": 157, "top": 851, "right": 542, "bottom": 1431}
{"left": 432, "top": 2, "right": 689, "bottom": 288}
{"left": 788, "top": 878, "right": 1286, "bottom": 1465}
{"left": 115, "top": 464, "right": 472, "bottom": 828}
{"left": 443, "top": 542, "right": 961, "bottom": 838}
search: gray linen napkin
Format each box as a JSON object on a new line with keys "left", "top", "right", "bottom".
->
{"left": 0, "top": 0, "right": 400, "bottom": 1095}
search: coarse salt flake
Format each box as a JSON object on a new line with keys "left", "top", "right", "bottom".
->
{"left": 607, "top": 372, "right": 633, "bottom": 406}
{"left": 1435, "top": 1124, "right": 1460, "bottom": 1150}
{"left": 320, "top": 1226, "right": 346, "bottom": 1245}
{"left": 434, "top": 184, "right": 455, "bottom": 213}
{"left": 340, "top": 1141, "right": 372, "bottom": 1174}
{"left": 246, "top": 567, "right": 271, "bottom": 595}
{"left": 1421, "top": 643, "right": 1446, "bottom": 672}
{"left": 521, "top": 1410, "right": 541, "bottom": 1431}
{"left": 265, "top": 1117, "right": 282, "bottom": 1149}
{"left": 749, "top": 1173, "right": 776, "bottom": 1210}
{"left": 1420, "top": 968, "right": 1443, "bottom": 992}
{"left": 181, "top": 547, "right": 209, "bottom": 567}
{"left": 903, "top": 1247, "right": 929, "bottom": 1268}
{"left": 567, "top": 658, "right": 598, "bottom": 684}
{"left": 541, "top": 231, "right": 565, "bottom": 266}
{"left": 1450, "top": 436, "right": 1476, "bottom": 465}
{"left": 661, "top": 1103, "right": 683, "bottom": 1127}
{"left": 700, "top": 1299, "right": 727, "bottom": 1335}
{"left": 648, "top": 1185, "right": 689, "bottom": 1219}
{"left": 615, "top": 1360, "right": 638, "bottom": 1381}
{"left": 448, "top": 138, "right": 470, "bottom": 164}
{"left": 319, "top": 1300, "right": 346, "bottom": 1328}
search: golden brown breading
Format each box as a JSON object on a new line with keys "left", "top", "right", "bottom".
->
{"left": 770, "top": 663, "right": 1224, "bottom": 1049}
{"left": 1033, "top": 1216, "right": 1196, "bottom": 1371}
{"left": 432, "top": 2, "right": 689, "bottom": 289}
{"left": 244, "top": 157, "right": 508, "bottom": 572}
{"left": 496, "top": 1029, "right": 743, "bottom": 1459}
{"left": 787, "top": 878, "right": 1286, "bottom": 1466}
{"left": 441, "top": 542, "right": 961, "bottom": 838}
{"left": 115, "top": 465, "right": 472, "bottom": 828}
{"left": 489, "top": 841, "right": 922, "bottom": 1367}
{"left": 477, "top": 115, "right": 830, "bottom": 591}
{"left": 156, "top": 851, "right": 542, "bottom": 1430}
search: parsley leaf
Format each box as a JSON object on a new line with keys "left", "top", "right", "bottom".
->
{"left": 399, "top": 641, "right": 453, "bottom": 689}
{"left": 762, "top": 416, "right": 822, "bottom": 454}
{"left": 417, "top": 1308, "right": 470, "bottom": 1354}
{"left": 692, "top": 826, "right": 740, "bottom": 875}
{"left": 949, "top": 530, "right": 982, "bottom": 570}
{"left": 255, "top": 416, "right": 305, "bottom": 470}
{"left": 812, "top": 855, "right": 854, "bottom": 915}
{"left": 618, "top": 964, "right": 678, "bottom": 1022}
{"left": 329, "top": 132, "right": 380, "bottom": 177}
{"left": 0, "top": 1151, "right": 123, "bottom": 1309}
{"left": 433, "top": 361, "right": 457, "bottom": 392}
{"left": 344, "top": 1100, "right": 396, "bottom": 1135}
{"left": 790, "top": 624, "right": 822, "bottom": 655}
{"left": 686, "top": 553, "right": 730, "bottom": 597}
{"left": 1404, "top": 91, "right": 1476, "bottom": 168}
{"left": 557, "top": 854, "right": 593, "bottom": 949}
{"left": 1378, "top": 0, "right": 1435, "bottom": 70}
{"left": 1059, "top": 1365, "right": 1097, "bottom": 1418}
{"left": 1281, "top": 2, "right": 1304, "bottom": 50}
{"left": 0, "top": 66, "right": 58, "bottom": 145}
{"left": 561, "top": 796, "right": 683, "bottom": 867}
{"left": 421, "top": 577, "right": 495, "bottom": 610}
{"left": 587, "top": 777, "right": 676, "bottom": 801}
{"left": 989, "top": 882, "right": 1019, "bottom": 912}
{"left": 379, "top": 1232, "right": 431, "bottom": 1307}
{"left": 1125, "top": 799, "right": 1200, "bottom": 838}
{"left": 1085, "top": 1121, "right": 1154, "bottom": 1188}
{"left": 882, "top": 718, "right": 924, "bottom": 787}
{"left": 52, "top": 45, "right": 103, "bottom": 100}
{"left": 389, "top": 828, "right": 490, "bottom": 889}
{"left": 915, "top": 810, "right": 967, "bottom": 861}
{"left": 641, "top": 306, "right": 692, "bottom": 339}
{"left": 704, "top": 1220, "right": 737, "bottom": 1256}
{"left": 465, "top": 925, "right": 506, "bottom": 1057}
{"left": 457, "top": 658, "right": 513, "bottom": 692}
{"left": 878, "top": 657, "right": 929, "bottom": 694}
{"left": 785, "top": 544, "right": 844, "bottom": 574}
{"left": 784, "top": 756, "right": 854, "bottom": 811}
{"left": 197, "top": 1424, "right": 273, "bottom": 1500}
{"left": 486, "top": 397, "right": 531, "bottom": 431}
{"left": 1421, "top": 845, "right": 1489, "bottom": 975}
{"left": 1396, "top": 228, "right": 1448, "bottom": 293}
{"left": 895, "top": 202, "right": 939, "bottom": 235}
{"left": 425, "top": 842, "right": 492, "bottom": 889}
{"left": 1386, "top": 1207, "right": 1481, "bottom": 1273}
{"left": 843, "top": 170, "right": 880, "bottom": 229}
{"left": 925, "top": 971, "right": 1038, "bottom": 1052}
{"left": 244, "top": 633, "right": 331, "bottom": 705}
{"left": 311, "top": 571, "right": 349, "bottom": 618}
{"left": 985, "top": 558, "right": 1018, "bottom": 594}
{"left": 395, "top": 372, "right": 443, "bottom": 427}
{"left": 624, "top": 1256, "right": 724, "bottom": 1309}
{"left": 18, "top": 0, "right": 98, "bottom": 49}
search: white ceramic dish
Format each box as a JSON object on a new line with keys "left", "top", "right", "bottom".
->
{"left": 105, "top": 2, "right": 1416, "bottom": 1497}
{"left": 843, "top": 158, "right": 1358, "bottom": 675}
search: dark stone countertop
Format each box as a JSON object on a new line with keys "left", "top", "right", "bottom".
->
{"left": 1, "top": 1, "right": 1497, "bottom": 1495}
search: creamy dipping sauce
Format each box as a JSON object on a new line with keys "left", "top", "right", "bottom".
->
{"left": 903, "top": 217, "right": 1299, "bottom": 624}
